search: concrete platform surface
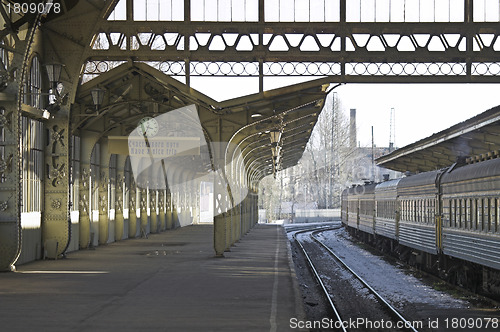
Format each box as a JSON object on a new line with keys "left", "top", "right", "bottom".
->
{"left": 0, "top": 224, "right": 305, "bottom": 331}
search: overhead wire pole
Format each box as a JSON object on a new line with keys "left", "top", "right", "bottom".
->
{"left": 340, "top": 0, "right": 346, "bottom": 81}
{"left": 389, "top": 107, "right": 395, "bottom": 151}
{"left": 465, "top": 0, "right": 473, "bottom": 78}
{"left": 184, "top": 0, "right": 191, "bottom": 90}
{"left": 330, "top": 92, "right": 335, "bottom": 208}
{"left": 371, "top": 126, "right": 375, "bottom": 182}
{"left": 329, "top": 93, "right": 335, "bottom": 209}
{"left": 258, "top": 0, "right": 265, "bottom": 94}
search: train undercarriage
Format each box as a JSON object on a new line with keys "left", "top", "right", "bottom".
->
{"left": 346, "top": 226, "right": 500, "bottom": 300}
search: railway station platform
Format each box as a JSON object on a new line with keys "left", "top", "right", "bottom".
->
{"left": 0, "top": 224, "right": 305, "bottom": 331}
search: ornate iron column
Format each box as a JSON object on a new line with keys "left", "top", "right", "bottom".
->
{"left": 0, "top": 10, "right": 42, "bottom": 270}
{"left": 78, "top": 132, "right": 99, "bottom": 248}
{"left": 98, "top": 140, "right": 109, "bottom": 244}
{"left": 43, "top": 117, "right": 71, "bottom": 258}
{"left": 0, "top": 57, "right": 21, "bottom": 270}
{"left": 115, "top": 154, "right": 127, "bottom": 240}
{"left": 128, "top": 177, "right": 138, "bottom": 238}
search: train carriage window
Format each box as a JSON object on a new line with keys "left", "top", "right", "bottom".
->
{"left": 446, "top": 199, "right": 451, "bottom": 227}
{"left": 471, "top": 199, "right": 476, "bottom": 230}
{"left": 460, "top": 199, "right": 467, "bottom": 229}
{"left": 485, "top": 198, "right": 491, "bottom": 232}
{"left": 496, "top": 198, "right": 500, "bottom": 233}
{"left": 416, "top": 200, "right": 420, "bottom": 223}
{"left": 459, "top": 199, "right": 463, "bottom": 229}
{"left": 410, "top": 200, "right": 413, "bottom": 221}
{"left": 421, "top": 200, "right": 424, "bottom": 223}
{"left": 469, "top": 199, "right": 473, "bottom": 230}
{"left": 466, "top": 199, "right": 471, "bottom": 230}
{"left": 420, "top": 200, "right": 423, "bottom": 223}
{"left": 449, "top": 199, "right": 454, "bottom": 227}
{"left": 418, "top": 200, "right": 421, "bottom": 223}
{"left": 482, "top": 198, "right": 487, "bottom": 232}
{"left": 425, "top": 200, "right": 428, "bottom": 223}
{"left": 430, "top": 199, "right": 434, "bottom": 224}
{"left": 454, "top": 199, "right": 458, "bottom": 228}
{"left": 427, "top": 199, "right": 430, "bottom": 224}
{"left": 451, "top": 199, "right": 455, "bottom": 228}
{"left": 422, "top": 200, "right": 425, "bottom": 223}
{"left": 429, "top": 199, "right": 434, "bottom": 225}
{"left": 451, "top": 199, "right": 454, "bottom": 227}
{"left": 473, "top": 199, "right": 478, "bottom": 230}
{"left": 424, "top": 200, "right": 427, "bottom": 223}
{"left": 414, "top": 200, "right": 417, "bottom": 222}
{"left": 494, "top": 198, "right": 499, "bottom": 233}
{"left": 476, "top": 198, "right": 484, "bottom": 231}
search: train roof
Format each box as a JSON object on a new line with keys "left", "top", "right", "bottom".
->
{"left": 375, "top": 178, "right": 401, "bottom": 191}
{"left": 347, "top": 182, "right": 377, "bottom": 195}
{"left": 442, "top": 158, "right": 500, "bottom": 184}
{"left": 398, "top": 169, "right": 446, "bottom": 189}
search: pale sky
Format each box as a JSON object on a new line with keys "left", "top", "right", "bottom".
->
{"left": 335, "top": 83, "right": 500, "bottom": 148}
{"left": 191, "top": 79, "right": 500, "bottom": 150}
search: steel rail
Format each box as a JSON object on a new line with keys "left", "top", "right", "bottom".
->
{"left": 311, "top": 229, "right": 419, "bottom": 332}
{"left": 292, "top": 225, "right": 346, "bottom": 332}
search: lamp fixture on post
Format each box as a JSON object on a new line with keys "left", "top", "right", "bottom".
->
{"left": 270, "top": 127, "right": 283, "bottom": 177}
{"left": 42, "top": 62, "right": 68, "bottom": 114}
{"left": 269, "top": 128, "right": 282, "bottom": 146}
{"left": 91, "top": 87, "right": 106, "bottom": 111}
{"left": 271, "top": 145, "right": 281, "bottom": 158}
{"left": 44, "top": 63, "right": 63, "bottom": 89}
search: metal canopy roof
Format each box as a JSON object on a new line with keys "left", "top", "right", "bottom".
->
{"left": 376, "top": 105, "right": 500, "bottom": 173}
{"left": 73, "top": 62, "right": 329, "bottom": 187}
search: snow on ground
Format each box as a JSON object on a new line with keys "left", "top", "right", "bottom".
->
{"left": 285, "top": 222, "right": 467, "bottom": 310}
{"left": 316, "top": 228, "right": 467, "bottom": 310}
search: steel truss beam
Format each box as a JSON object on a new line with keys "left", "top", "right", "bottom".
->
{"left": 81, "top": 2, "right": 500, "bottom": 84}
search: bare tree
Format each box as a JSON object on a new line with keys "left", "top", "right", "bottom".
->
{"left": 259, "top": 91, "right": 366, "bottom": 219}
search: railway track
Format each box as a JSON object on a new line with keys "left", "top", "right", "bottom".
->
{"left": 293, "top": 225, "right": 419, "bottom": 332}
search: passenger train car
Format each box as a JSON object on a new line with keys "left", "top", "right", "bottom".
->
{"left": 341, "top": 158, "right": 500, "bottom": 296}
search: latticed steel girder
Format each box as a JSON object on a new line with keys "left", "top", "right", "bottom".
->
{"left": 85, "top": 19, "right": 500, "bottom": 83}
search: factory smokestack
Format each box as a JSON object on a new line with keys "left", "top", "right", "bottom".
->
{"left": 350, "top": 109, "right": 357, "bottom": 149}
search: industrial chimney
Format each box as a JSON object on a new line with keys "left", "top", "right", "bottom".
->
{"left": 350, "top": 109, "right": 357, "bottom": 149}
